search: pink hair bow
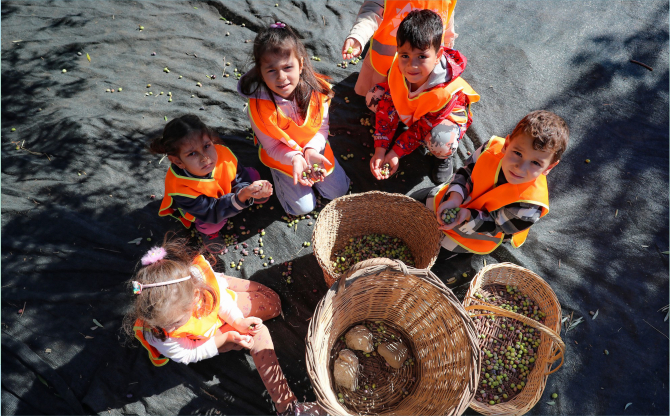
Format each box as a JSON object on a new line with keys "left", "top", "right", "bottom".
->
{"left": 270, "top": 22, "right": 286, "bottom": 29}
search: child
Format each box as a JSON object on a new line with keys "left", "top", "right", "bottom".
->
{"left": 123, "top": 238, "right": 321, "bottom": 415}
{"left": 151, "top": 115, "right": 273, "bottom": 252}
{"left": 238, "top": 22, "right": 350, "bottom": 216}
{"left": 366, "top": 9, "right": 479, "bottom": 184}
{"left": 428, "top": 110, "right": 569, "bottom": 254}
{"left": 342, "top": 0, "right": 459, "bottom": 97}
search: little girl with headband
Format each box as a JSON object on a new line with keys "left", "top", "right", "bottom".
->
{"left": 123, "top": 237, "right": 322, "bottom": 415}
{"left": 238, "top": 22, "right": 350, "bottom": 216}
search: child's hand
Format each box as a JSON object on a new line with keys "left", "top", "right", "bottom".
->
{"left": 370, "top": 147, "right": 387, "bottom": 180}
{"left": 239, "top": 181, "right": 270, "bottom": 202}
{"left": 227, "top": 331, "right": 254, "bottom": 350}
{"left": 436, "top": 192, "right": 464, "bottom": 227}
{"left": 438, "top": 206, "right": 470, "bottom": 232}
{"left": 381, "top": 150, "right": 399, "bottom": 179}
{"left": 232, "top": 317, "right": 264, "bottom": 336}
{"left": 292, "top": 154, "right": 314, "bottom": 187}
{"left": 250, "top": 180, "right": 273, "bottom": 200}
{"left": 341, "top": 38, "right": 362, "bottom": 60}
{"left": 304, "top": 148, "right": 332, "bottom": 182}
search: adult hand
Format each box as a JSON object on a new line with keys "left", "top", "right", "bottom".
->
{"left": 292, "top": 154, "right": 314, "bottom": 187}
{"left": 370, "top": 147, "right": 386, "bottom": 180}
{"left": 341, "top": 38, "right": 362, "bottom": 60}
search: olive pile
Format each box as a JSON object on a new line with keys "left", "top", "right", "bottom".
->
{"left": 332, "top": 320, "right": 418, "bottom": 413}
{"left": 331, "top": 234, "right": 415, "bottom": 274}
{"left": 441, "top": 207, "right": 460, "bottom": 224}
{"left": 471, "top": 284, "right": 547, "bottom": 405}
{"left": 302, "top": 163, "right": 327, "bottom": 182}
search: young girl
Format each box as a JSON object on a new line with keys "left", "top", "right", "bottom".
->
{"left": 123, "top": 238, "right": 320, "bottom": 415}
{"left": 151, "top": 115, "right": 273, "bottom": 252}
{"left": 237, "top": 22, "right": 350, "bottom": 216}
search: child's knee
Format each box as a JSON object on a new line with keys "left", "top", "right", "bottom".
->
{"left": 425, "top": 120, "right": 461, "bottom": 158}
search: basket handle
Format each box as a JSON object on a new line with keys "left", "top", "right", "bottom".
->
{"left": 464, "top": 301, "right": 565, "bottom": 375}
{"left": 335, "top": 258, "right": 409, "bottom": 297}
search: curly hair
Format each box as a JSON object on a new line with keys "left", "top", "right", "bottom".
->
{"left": 511, "top": 110, "right": 569, "bottom": 163}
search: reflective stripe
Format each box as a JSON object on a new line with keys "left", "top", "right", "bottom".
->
{"left": 371, "top": 38, "right": 397, "bottom": 56}
{"left": 452, "top": 226, "right": 503, "bottom": 243}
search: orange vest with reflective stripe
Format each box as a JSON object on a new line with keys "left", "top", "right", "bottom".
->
{"left": 434, "top": 136, "right": 549, "bottom": 254}
{"left": 370, "top": 0, "right": 457, "bottom": 76}
{"left": 158, "top": 145, "right": 238, "bottom": 228}
{"left": 248, "top": 85, "right": 335, "bottom": 177}
{"left": 387, "top": 54, "right": 479, "bottom": 127}
{"left": 134, "top": 255, "right": 235, "bottom": 366}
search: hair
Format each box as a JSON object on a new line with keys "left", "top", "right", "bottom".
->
{"left": 121, "top": 235, "right": 218, "bottom": 343}
{"left": 510, "top": 110, "right": 570, "bottom": 163}
{"left": 396, "top": 9, "right": 444, "bottom": 52}
{"left": 149, "top": 114, "right": 218, "bottom": 156}
{"left": 239, "top": 23, "right": 334, "bottom": 124}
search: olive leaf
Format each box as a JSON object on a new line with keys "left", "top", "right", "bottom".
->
{"left": 128, "top": 237, "right": 142, "bottom": 245}
{"left": 37, "top": 374, "right": 49, "bottom": 387}
{"left": 566, "top": 316, "right": 584, "bottom": 333}
{"left": 547, "top": 401, "right": 556, "bottom": 406}
{"left": 661, "top": 251, "right": 669, "bottom": 254}
{"left": 592, "top": 309, "right": 599, "bottom": 320}
{"left": 164, "top": 116, "right": 168, "bottom": 121}
{"left": 86, "top": 53, "right": 91, "bottom": 62}
{"left": 625, "top": 403, "right": 632, "bottom": 410}
{"left": 93, "top": 318, "right": 104, "bottom": 328}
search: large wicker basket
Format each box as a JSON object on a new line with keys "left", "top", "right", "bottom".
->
{"left": 306, "top": 258, "right": 481, "bottom": 416}
{"left": 312, "top": 191, "right": 442, "bottom": 287}
{"left": 463, "top": 263, "right": 564, "bottom": 416}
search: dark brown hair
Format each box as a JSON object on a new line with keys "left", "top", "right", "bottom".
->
{"left": 149, "top": 114, "right": 218, "bottom": 156}
{"left": 511, "top": 110, "right": 569, "bottom": 163}
{"left": 239, "top": 23, "right": 334, "bottom": 124}
{"left": 122, "top": 235, "right": 218, "bottom": 343}
{"left": 396, "top": 9, "right": 443, "bottom": 52}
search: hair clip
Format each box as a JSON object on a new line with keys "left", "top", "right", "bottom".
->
{"left": 270, "top": 22, "right": 286, "bottom": 29}
{"left": 132, "top": 275, "right": 191, "bottom": 295}
{"left": 141, "top": 247, "right": 167, "bottom": 266}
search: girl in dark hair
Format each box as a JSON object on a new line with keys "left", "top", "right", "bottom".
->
{"left": 238, "top": 22, "right": 350, "bottom": 216}
{"left": 150, "top": 114, "right": 273, "bottom": 253}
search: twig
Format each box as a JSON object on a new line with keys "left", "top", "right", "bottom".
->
{"left": 200, "top": 388, "right": 218, "bottom": 401}
{"left": 630, "top": 59, "right": 653, "bottom": 71}
{"left": 643, "top": 319, "right": 669, "bottom": 339}
{"left": 94, "top": 247, "right": 122, "bottom": 253}
{"left": 20, "top": 302, "right": 26, "bottom": 317}
{"left": 322, "top": 15, "right": 326, "bottom": 26}
{"left": 222, "top": 56, "right": 227, "bottom": 77}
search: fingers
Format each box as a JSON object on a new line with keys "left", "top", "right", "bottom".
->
{"left": 341, "top": 38, "right": 353, "bottom": 60}
{"left": 293, "top": 172, "right": 299, "bottom": 186}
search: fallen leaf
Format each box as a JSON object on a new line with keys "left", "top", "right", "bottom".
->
{"left": 561, "top": 316, "right": 569, "bottom": 323}
{"left": 547, "top": 401, "right": 556, "bottom": 406}
{"left": 37, "top": 374, "right": 49, "bottom": 387}
{"left": 85, "top": 335, "right": 94, "bottom": 339}
{"left": 446, "top": 277, "right": 457, "bottom": 284}
{"left": 128, "top": 237, "right": 142, "bottom": 245}
{"left": 592, "top": 309, "right": 599, "bottom": 320}
{"left": 45, "top": 348, "right": 52, "bottom": 353}
{"left": 642, "top": 245, "right": 649, "bottom": 248}
{"left": 662, "top": 251, "right": 669, "bottom": 255}
{"left": 625, "top": 403, "right": 632, "bottom": 410}
{"left": 90, "top": 326, "right": 98, "bottom": 330}
{"left": 93, "top": 318, "right": 104, "bottom": 328}
{"left": 86, "top": 53, "right": 91, "bottom": 62}
{"left": 164, "top": 116, "right": 168, "bottom": 121}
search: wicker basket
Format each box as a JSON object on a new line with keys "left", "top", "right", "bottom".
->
{"left": 462, "top": 263, "right": 564, "bottom": 416}
{"left": 312, "top": 191, "right": 442, "bottom": 287}
{"left": 306, "top": 258, "right": 480, "bottom": 416}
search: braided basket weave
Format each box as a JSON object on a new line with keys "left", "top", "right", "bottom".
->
{"left": 463, "top": 263, "right": 564, "bottom": 415}
{"left": 312, "top": 191, "right": 442, "bottom": 287}
{"left": 306, "top": 258, "right": 481, "bottom": 416}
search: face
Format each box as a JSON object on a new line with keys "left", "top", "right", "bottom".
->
{"left": 260, "top": 51, "right": 303, "bottom": 99}
{"left": 500, "top": 132, "right": 560, "bottom": 185}
{"left": 397, "top": 42, "right": 442, "bottom": 91}
{"left": 168, "top": 134, "right": 218, "bottom": 176}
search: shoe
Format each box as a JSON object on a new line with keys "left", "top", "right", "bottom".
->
{"left": 197, "top": 231, "right": 226, "bottom": 255}
{"left": 277, "top": 400, "right": 327, "bottom": 416}
{"left": 430, "top": 155, "right": 453, "bottom": 184}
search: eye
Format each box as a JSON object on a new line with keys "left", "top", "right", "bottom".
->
{"left": 204, "top": 143, "right": 211, "bottom": 149}
{"left": 400, "top": 54, "right": 409, "bottom": 59}
{"left": 532, "top": 161, "right": 542, "bottom": 167}
{"left": 285, "top": 65, "right": 293, "bottom": 70}
{"left": 266, "top": 69, "right": 275, "bottom": 74}
{"left": 419, "top": 55, "right": 427, "bottom": 59}
{"left": 188, "top": 151, "right": 197, "bottom": 157}
{"left": 513, "top": 151, "right": 522, "bottom": 157}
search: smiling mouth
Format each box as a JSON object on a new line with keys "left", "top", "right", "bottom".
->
{"left": 407, "top": 72, "right": 420, "bottom": 77}
{"left": 508, "top": 170, "right": 523, "bottom": 179}
{"left": 277, "top": 83, "right": 291, "bottom": 89}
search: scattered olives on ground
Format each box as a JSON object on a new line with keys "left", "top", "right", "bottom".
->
{"left": 331, "top": 234, "right": 414, "bottom": 274}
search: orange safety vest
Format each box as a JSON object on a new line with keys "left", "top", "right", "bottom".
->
{"left": 158, "top": 144, "right": 238, "bottom": 228}
{"left": 370, "top": 0, "right": 457, "bottom": 76}
{"left": 134, "top": 255, "right": 236, "bottom": 366}
{"left": 387, "top": 54, "right": 479, "bottom": 127}
{"left": 434, "top": 136, "right": 550, "bottom": 254}
{"left": 248, "top": 83, "right": 336, "bottom": 177}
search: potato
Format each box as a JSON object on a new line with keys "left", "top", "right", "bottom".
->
{"left": 378, "top": 342, "right": 408, "bottom": 369}
{"left": 345, "top": 325, "right": 374, "bottom": 353}
{"left": 333, "top": 349, "right": 359, "bottom": 391}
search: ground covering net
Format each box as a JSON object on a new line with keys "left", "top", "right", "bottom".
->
{"left": 1, "top": 1, "right": 668, "bottom": 414}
